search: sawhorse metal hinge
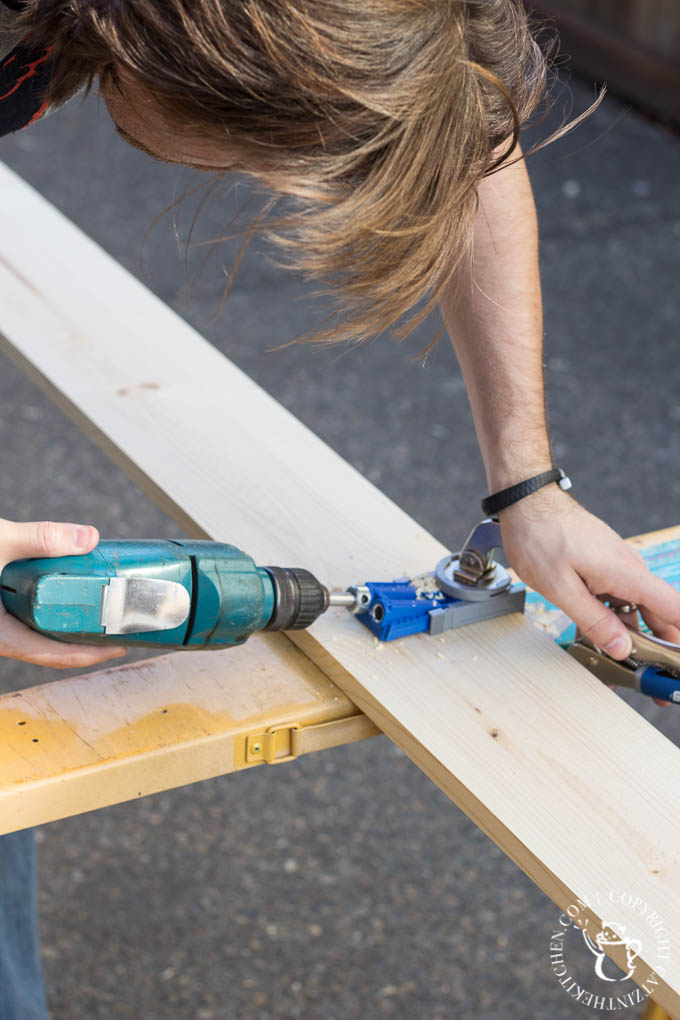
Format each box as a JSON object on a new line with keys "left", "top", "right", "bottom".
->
{"left": 244, "top": 714, "right": 380, "bottom": 766}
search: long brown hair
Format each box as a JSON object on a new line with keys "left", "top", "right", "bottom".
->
{"left": 22, "top": 1, "right": 597, "bottom": 346}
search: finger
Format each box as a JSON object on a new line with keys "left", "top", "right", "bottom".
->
{"left": 634, "top": 606, "right": 680, "bottom": 707}
{"left": 635, "top": 607, "right": 677, "bottom": 707}
{"left": 0, "top": 518, "right": 99, "bottom": 567}
{"left": 558, "top": 573, "right": 633, "bottom": 660}
{"left": 639, "top": 606, "right": 680, "bottom": 645}
{"left": 0, "top": 611, "right": 126, "bottom": 669}
{"left": 597, "top": 599, "right": 678, "bottom": 706}
{"left": 625, "top": 571, "right": 680, "bottom": 634}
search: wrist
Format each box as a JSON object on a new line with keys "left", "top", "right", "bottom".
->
{"left": 485, "top": 450, "right": 552, "bottom": 493}
{"left": 482, "top": 467, "right": 571, "bottom": 517}
{"left": 495, "top": 480, "right": 575, "bottom": 521}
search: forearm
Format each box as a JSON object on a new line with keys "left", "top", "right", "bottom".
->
{"left": 439, "top": 145, "right": 551, "bottom": 491}
{"left": 437, "top": 147, "right": 680, "bottom": 670}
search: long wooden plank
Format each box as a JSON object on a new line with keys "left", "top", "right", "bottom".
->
{"left": 2, "top": 162, "right": 680, "bottom": 1012}
{"left": 0, "top": 642, "right": 376, "bottom": 836}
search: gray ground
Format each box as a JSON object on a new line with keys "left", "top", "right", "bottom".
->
{"left": 0, "top": 70, "right": 679, "bottom": 1020}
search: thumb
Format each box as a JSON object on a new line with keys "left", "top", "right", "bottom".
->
{"left": 559, "top": 574, "right": 633, "bottom": 660}
{"left": 0, "top": 519, "right": 99, "bottom": 566}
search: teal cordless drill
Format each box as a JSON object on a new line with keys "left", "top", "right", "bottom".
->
{"left": 0, "top": 539, "right": 351, "bottom": 649}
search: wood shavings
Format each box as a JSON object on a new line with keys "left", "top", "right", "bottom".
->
{"left": 524, "top": 601, "right": 572, "bottom": 639}
{"left": 407, "top": 571, "right": 445, "bottom": 600}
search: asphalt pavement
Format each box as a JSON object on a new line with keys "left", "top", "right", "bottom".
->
{"left": 0, "top": 70, "right": 679, "bottom": 1020}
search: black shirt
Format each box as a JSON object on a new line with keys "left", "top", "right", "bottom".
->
{"left": 0, "top": 0, "right": 51, "bottom": 137}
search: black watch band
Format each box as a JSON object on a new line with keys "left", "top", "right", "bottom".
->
{"left": 481, "top": 468, "right": 572, "bottom": 516}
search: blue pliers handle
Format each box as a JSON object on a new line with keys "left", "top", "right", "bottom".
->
{"left": 568, "top": 625, "right": 680, "bottom": 704}
{"left": 634, "top": 667, "right": 680, "bottom": 704}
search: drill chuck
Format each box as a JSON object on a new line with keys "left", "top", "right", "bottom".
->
{"left": 263, "top": 566, "right": 329, "bottom": 631}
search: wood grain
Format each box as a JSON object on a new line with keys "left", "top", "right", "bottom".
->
{"left": 2, "top": 162, "right": 680, "bottom": 1012}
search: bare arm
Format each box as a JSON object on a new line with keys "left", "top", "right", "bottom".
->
{"left": 440, "top": 145, "right": 550, "bottom": 491}
{"left": 439, "top": 145, "right": 680, "bottom": 665}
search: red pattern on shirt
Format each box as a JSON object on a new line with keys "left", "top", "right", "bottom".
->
{"left": 0, "top": 46, "right": 50, "bottom": 102}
